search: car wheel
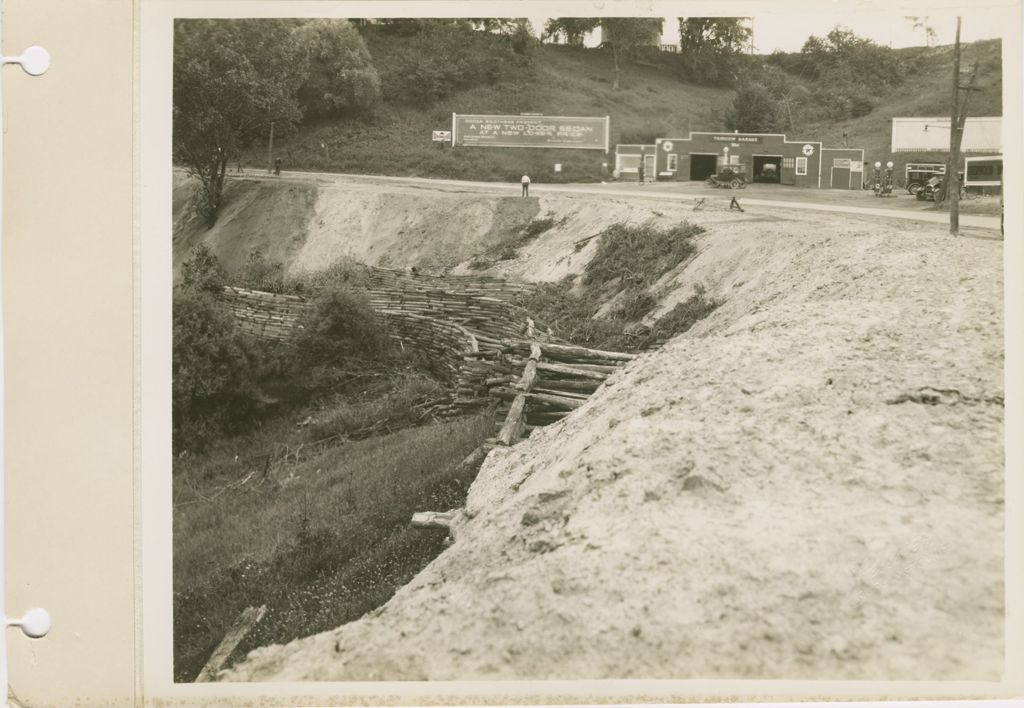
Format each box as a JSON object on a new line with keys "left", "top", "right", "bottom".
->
{"left": 907, "top": 182, "right": 922, "bottom": 195}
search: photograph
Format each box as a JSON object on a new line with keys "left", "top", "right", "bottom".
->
{"left": 166, "top": 9, "right": 1007, "bottom": 687}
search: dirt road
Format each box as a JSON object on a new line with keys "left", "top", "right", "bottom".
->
{"left": 229, "top": 168, "right": 1003, "bottom": 233}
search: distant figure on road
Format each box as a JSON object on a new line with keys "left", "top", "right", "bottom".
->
{"left": 638, "top": 160, "right": 645, "bottom": 185}
{"left": 274, "top": 157, "right": 282, "bottom": 176}
{"left": 521, "top": 173, "right": 531, "bottom": 198}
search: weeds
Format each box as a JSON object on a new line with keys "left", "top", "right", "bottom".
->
{"left": 468, "top": 214, "right": 564, "bottom": 270}
{"left": 519, "top": 221, "right": 715, "bottom": 351}
{"left": 173, "top": 412, "right": 492, "bottom": 682}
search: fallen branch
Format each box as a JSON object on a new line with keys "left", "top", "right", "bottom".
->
{"left": 195, "top": 605, "right": 267, "bottom": 682}
{"left": 411, "top": 509, "right": 460, "bottom": 529}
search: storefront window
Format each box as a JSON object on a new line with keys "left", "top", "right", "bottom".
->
{"left": 796, "top": 157, "right": 808, "bottom": 175}
{"left": 667, "top": 154, "right": 678, "bottom": 171}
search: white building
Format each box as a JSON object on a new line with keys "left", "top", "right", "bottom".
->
{"left": 891, "top": 116, "right": 1002, "bottom": 153}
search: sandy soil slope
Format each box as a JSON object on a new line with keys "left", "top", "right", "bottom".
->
{"left": 292, "top": 184, "right": 539, "bottom": 273}
{"left": 173, "top": 174, "right": 319, "bottom": 275}
{"left": 221, "top": 217, "right": 1004, "bottom": 682}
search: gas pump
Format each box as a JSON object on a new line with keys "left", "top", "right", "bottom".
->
{"left": 872, "top": 161, "right": 882, "bottom": 196}
{"left": 883, "top": 161, "right": 895, "bottom": 197}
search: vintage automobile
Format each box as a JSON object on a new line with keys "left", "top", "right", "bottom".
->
{"left": 916, "top": 174, "right": 968, "bottom": 201}
{"left": 705, "top": 167, "right": 747, "bottom": 190}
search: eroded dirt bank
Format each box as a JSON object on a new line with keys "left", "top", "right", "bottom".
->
{"left": 221, "top": 216, "right": 1004, "bottom": 681}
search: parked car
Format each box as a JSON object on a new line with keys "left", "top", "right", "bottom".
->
{"left": 916, "top": 175, "right": 967, "bottom": 201}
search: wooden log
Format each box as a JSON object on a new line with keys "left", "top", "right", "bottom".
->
{"left": 535, "top": 378, "right": 601, "bottom": 392}
{"left": 529, "top": 390, "right": 586, "bottom": 410}
{"left": 508, "top": 340, "right": 634, "bottom": 362}
{"left": 516, "top": 359, "right": 539, "bottom": 392}
{"left": 195, "top": 605, "right": 268, "bottom": 682}
{"left": 531, "top": 386, "right": 588, "bottom": 400}
{"left": 411, "top": 509, "right": 460, "bottom": 529}
{"left": 497, "top": 393, "right": 527, "bottom": 445}
{"left": 532, "top": 360, "right": 610, "bottom": 380}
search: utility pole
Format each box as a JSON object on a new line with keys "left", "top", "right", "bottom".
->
{"left": 942, "top": 17, "right": 981, "bottom": 236}
{"left": 946, "top": 16, "right": 962, "bottom": 235}
{"left": 266, "top": 120, "right": 275, "bottom": 174}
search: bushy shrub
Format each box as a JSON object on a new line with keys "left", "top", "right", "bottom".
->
{"left": 238, "top": 251, "right": 288, "bottom": 293}
{"left": 726, "top": 83, "right": 784, "bottom": 133}
{"left": 172, "top": 292, "right": 272, "bottom": 449}
{"left": 291, "top": 19, "right": 381, "bottom": 120}
{"left": 641, "top": 285, "right": 720, "bottom": 347}
{"left": 179, "top": 244, "right": 227, "bottom": 294}
{"left": 294, "top": 286, "right": 394, "bottom": 392}
{"left": 584, "top": 221, "right": 704, "bottom": 290}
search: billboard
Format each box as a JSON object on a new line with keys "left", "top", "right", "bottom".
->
{"left": 891, "top": 116, "right": 1002, "bottom": 153}
{"left": 452, "top": 114, "right": 610, "bottom": 151}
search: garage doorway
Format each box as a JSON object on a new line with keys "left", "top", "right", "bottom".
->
{"left": 644, "top": 154, "right": 656, "bottom": 181}
{"left": 753, "top": 155, "right": 782, "bottom": 183}
{"left": 690, "top": 153, "right": 717, "bottom": 181}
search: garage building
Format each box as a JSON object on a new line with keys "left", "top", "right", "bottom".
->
{"left": 650, "top": 131, "right": 865, "bottom": 189}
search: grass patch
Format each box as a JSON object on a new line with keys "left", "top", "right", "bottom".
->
{"left": 518, "top": 221, "right": 717, "bottom": 351}
{"left": 467, "top": 213, "right": 564, "bottom": 270}
{"left": 173, "top": 411, "right": 492, "bottom": 682}
{"left": 583, "top": 221, "right": 703, "bottom": 291}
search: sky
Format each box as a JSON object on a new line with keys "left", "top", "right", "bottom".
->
{"left": 527, "top": 11, "right": 1006, "bottom": 52}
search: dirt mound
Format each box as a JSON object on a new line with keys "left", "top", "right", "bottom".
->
{"left": 292, "top": 184, "right": 540, "bottom": 273}
{"left": 173, "top": 173, "right": 545, "bottom": 277}
{"left": 173, "top": 175, "right": 317, "bottom": 276}
{"left": 221, "top": 218, "right": 1004, "bottom": 682}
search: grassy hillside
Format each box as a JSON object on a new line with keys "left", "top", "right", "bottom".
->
{"left": 238, "top": 39, "right": 735, "bottom": 183}
{"left": 798, "top": 39, "right": 1002, "bottom": 170}
{"left": 236, "top": 33, "right": 1001, "bottom": 184}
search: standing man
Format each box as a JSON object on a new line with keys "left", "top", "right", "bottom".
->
{"left": 638, "top": 159, "right": 645, "bottom": 185}
{"left": 521, "top": 173, "right": 531, "bottom": 198}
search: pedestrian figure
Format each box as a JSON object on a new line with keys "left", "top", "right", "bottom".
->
{"left": 274, "top": 157, "right": 282, "bottom": 176}
{"left": 521, "top": 173, "right": 531, "bottom": 198}
{"left": 638, "top": 160, "right": 645, "bottom": 185}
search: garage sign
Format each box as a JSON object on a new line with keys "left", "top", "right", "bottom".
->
{"left": 432, "top": 130, "right": 452, "bottom": 142}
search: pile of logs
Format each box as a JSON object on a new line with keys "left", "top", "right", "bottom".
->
{"left": 221, "top": 287, "right": 309, "bottom": 342}
{"left": 468, "top": 340, "right": 635, "bottom": 446}
{"left": 219, "top": 272, "right": 635, "bottom": 446}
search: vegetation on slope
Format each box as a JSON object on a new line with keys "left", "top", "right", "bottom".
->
{"left": 760, "top": 37, "right": 1002, "bottom": 164}
{"left": 237, "top": 38, "right": 734, "bottom": 183}
{"left": 173, "top": 411, "right": 492, "bottom": 682}
{"left": 234, "top": 26, "right": 1000, "bottom": 184}
{"left": 519, "top": 221, "right": 720, "bottom": 351}
{"left": 173, "top": 246, "right": 496, "bottom": 680}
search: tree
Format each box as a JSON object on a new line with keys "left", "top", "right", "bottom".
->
{"left": 799, "top": 27, "right": 901, "bottom": 86}
{"left": 174, "top": 19, "right": 306, "bottom": 227}
{"left": 291, "top": 19, "right": 381, "bottom": 120}
{"left": 172, "top": 290, "right": 270, "bottom": 447}
{"left": 677, "top": 17, "right": 752, "bottom": 86}
{"left": 542, "top": 17, "right": 600, "bottom": 46}
{"left": 725, "top": 83, "right": 782, "bottom": 133}
{"left": 600, "top": 18, "right": 663, "bottom": 89}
